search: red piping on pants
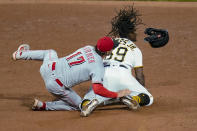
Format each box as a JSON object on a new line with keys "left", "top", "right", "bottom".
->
{"left": 52, "top": 62, "right": 63, "bottom": 87}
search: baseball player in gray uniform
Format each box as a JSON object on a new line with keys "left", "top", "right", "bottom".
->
{"left": 80, "top": 6, "right": 154, "bottom": 117}
{"left": 12, "top": 36, "right": 131, "bottom": 111}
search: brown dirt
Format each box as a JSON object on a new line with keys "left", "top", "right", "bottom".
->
{"left": 0, "top": 1, "right": 197, "bottom": 131}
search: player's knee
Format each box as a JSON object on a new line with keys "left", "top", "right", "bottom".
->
{"left": 138, "top": 93, "right": 151, "bottom": 106}
{"left": 49, "top": 49, "right": 57, "bottom": 55}
{"left": 46, "top": 49, "right": 58, "bottom": 60}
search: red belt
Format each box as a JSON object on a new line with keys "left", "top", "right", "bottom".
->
{"left": 52, "top": 62, "right": 63, "bottom": 87}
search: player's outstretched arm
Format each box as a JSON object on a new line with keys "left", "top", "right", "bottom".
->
{"left": 93, "top": 83, "right": 131, "bottom": 98}
{"left": 117, "top": 89, "right": 131, "bottom": 98}
{"left": 134, "top": 67, "right": 145, "bottom": 86}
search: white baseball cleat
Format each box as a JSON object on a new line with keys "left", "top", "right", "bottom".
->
{"left": 80, "top": 99, "right": 99, "bottom": 117}
{"left": 32, "top": 99, "right": 44, "bottom": 111}
{"left": 121, "top": 96, "right": 140, "bottom": 110}
{"left": 12, "top": 44, "right": 30, "bottom": 60}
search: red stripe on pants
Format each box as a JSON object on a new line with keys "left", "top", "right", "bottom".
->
{"left": 52, "top": 62, "right": 56, "bottom": 71}
{"left": 56, "top": 79, "right": 63, "bottom": 87}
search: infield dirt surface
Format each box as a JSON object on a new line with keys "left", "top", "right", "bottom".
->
{"left": 0, "top": 0, "right": 197, "bottom": 131}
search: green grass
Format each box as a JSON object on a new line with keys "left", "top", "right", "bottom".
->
{"left": 119, "top": 0, "right": 197, "bottom": 1}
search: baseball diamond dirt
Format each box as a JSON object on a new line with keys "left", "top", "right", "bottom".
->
{"left": 0, "top": 0, "right": 197, "bottom": 131}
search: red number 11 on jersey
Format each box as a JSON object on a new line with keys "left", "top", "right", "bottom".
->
{"left": 66, "top": 52, "right": 85, "bottom": 67}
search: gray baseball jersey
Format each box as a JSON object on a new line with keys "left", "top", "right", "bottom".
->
{"left": 16, "top": 45, "right": 105, "bottom": 111}
{"left": 55, "top": 45, "right": 104, "bottom": 88}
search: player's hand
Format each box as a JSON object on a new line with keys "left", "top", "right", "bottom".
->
{"left": 117, "top": 89, "right": 131, "bottom": 98}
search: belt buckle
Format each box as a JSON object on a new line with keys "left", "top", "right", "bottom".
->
{"left": 111, "top": 63, "right": 118, "bottom": 67}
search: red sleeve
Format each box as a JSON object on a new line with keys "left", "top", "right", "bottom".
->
{"left": 92, "top": 83, "right": 118, "bottom": 98}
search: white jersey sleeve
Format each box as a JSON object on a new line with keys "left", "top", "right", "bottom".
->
{"left": 132, "top": 48, "right": 143, "bottom": 68}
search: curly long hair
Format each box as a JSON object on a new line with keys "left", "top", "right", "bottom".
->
{"left": 108, "top": 5, "right": 143, "bottom": 38}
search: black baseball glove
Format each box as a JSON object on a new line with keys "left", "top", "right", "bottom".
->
{"left": 144, "top": 28, "right": 169, "bottom": 48}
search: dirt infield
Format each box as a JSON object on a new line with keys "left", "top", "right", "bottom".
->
{"left": 0, "top": 1, "right": 197, "bottom": 131}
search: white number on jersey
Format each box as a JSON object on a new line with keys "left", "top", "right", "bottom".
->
{"left": 105, "top": 47, "right": 128, "bottom": 62}
{"left": 105, "top": 38, "right": 137, "bottom": 62}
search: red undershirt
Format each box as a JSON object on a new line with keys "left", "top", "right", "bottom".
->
{"left": 92, "top": 83, "right": 118, "bottom": 98}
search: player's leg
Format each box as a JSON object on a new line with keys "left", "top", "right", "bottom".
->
{"left": 80, "top": 87, "right": 111, "bottom": 117}
{"left": 80, "top": 66, "right": 124, "bottom": 115}
{"left": 122, "top": 92, "right": 153, "bottom": 108}
{"left": 102, "top": 66, "right": 153, "bottom": 109}
{"left": 32, "top": 86, "right": 82, "bottom": 111}
{"left": 32, "top": 98, "right": 79, "bottom": 111}
{"left": 33, "top": 63, "right": 82, "bottom": 111}
{"left": 45, "top": 82, "right": 82, "bottom": 110}
{"left": 59, "top": 88, "right": 82, "bottom": 109}
{"left": 127, "top": 90, "right": 153, "bottom": 106}
{"left": 45, "top": 100, "right": 79, "bottom": 110}
{"left": 119, "top": 71, "right": 154, "bottom": 108}
{"left": 13, "top": 49, "right": 57, "bottom": 61}
{"left": 80, "top": 88, "right": 99, "bottom": 116}
{"left": 12, "top": 44, "right": 58, "bottom": 61}
{"left": 126, "top": 72, "right": 153, "bottom": 106}
{"left": 43, "top": 88, "right": 82, "bottom": 111}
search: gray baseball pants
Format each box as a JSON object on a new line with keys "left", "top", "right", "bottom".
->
{"left": 20, "top": 49, "right": 82, "bottom": 110}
